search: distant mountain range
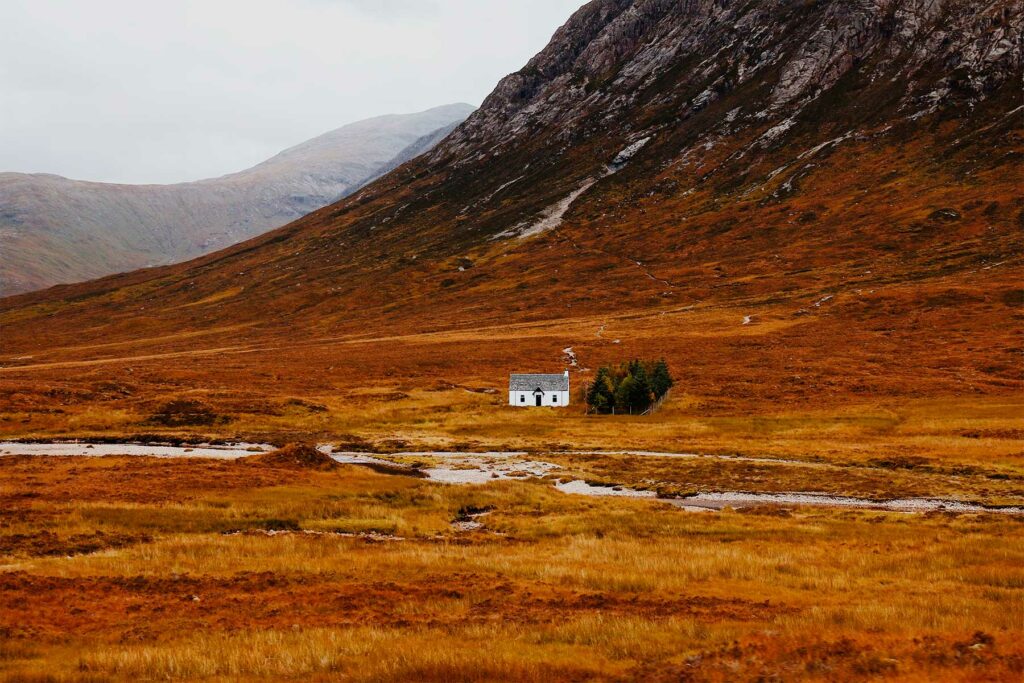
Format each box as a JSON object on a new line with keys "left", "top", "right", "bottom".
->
{"left": 0, "top": 103, "right": 474, "bottom": 296}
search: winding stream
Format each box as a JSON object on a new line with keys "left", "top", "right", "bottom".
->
{"left": 2, "top": 441, "right": 1021, "bottom": 515}
{"left": 554, "top": 480, "right": 1024, "bottom": 515}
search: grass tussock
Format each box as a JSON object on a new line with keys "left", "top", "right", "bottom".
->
{"left": 241, "top": 442, "right": 338, "bottom": 470}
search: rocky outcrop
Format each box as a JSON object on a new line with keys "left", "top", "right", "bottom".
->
{"left": 434, "top": 0, "right": 1021, "bottom": 166}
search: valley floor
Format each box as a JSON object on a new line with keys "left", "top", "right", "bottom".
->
{"left": 0, "top": 451, "right": 1022, "bottom": 681}
{"left": 1, "top": 270, "right": 1021, "bottom": 680}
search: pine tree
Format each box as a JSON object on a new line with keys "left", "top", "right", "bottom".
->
{"left": 586, "top": 366, "right": 616, "bottom": 414}
{"left": 650, "top": 359, "right": 674, "bottom": 399}
{"left": 613, "top": 375, "right": 637, "bottom": 413}
{"left": 629, "top": 361, "right": 653, "bottom": 411}
{"left": 588, "top": 359, "right": 673, "bottom": 415}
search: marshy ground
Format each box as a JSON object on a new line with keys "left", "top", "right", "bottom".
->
{"left": 0, "top": 442, "right": 1022, "bottom": 681}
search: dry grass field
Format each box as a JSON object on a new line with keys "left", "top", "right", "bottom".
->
{"left": 1, "top": 453, "right": 1022, "bottom": 682}
{"left": 2, "top": 269, "right": 1021, "bottom": 455}
{"left": 2, "top": 267, "right": 1022, "bottom": 681}
{"left": 1, "top": 253, "right": 1022, "bottom": 681}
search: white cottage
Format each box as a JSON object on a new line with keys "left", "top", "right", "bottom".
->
{"left": 509, "top": 371, "right": 570, "bottom": 408}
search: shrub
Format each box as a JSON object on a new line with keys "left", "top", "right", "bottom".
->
{"left": 147, "top": 399, "right": 222, "bottom": 427}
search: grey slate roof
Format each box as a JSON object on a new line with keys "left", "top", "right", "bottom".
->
{"left": 509, "top": 373, "right": 569, "bottom": 392}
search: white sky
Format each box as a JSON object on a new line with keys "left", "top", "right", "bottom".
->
{"left": 0, "top": 0, "right": 585, "bottom": 184}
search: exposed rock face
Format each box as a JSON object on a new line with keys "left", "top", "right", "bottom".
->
{"left": 0, "top": 104, "right": 474, "bottom": 296}
{"left": 434, "top": 0, "right": 1020, "bottom": 164}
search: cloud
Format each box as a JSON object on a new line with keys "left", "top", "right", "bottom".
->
{"left": 328, "top": 0, "right": 440, "bottom": 18}
{"left": 0, "top": 0, "right": 584, "bottom": 183}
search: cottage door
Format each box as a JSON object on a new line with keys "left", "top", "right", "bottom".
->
{"left": 534, "top": 390, "right": 543, "bottom": 407}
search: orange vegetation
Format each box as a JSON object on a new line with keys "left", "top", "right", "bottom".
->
{"left": 0, "top": 5, "right": 1021, "bottom": 679}
{"left": 0, "top": 454, "right": 1022, "bottom": 681}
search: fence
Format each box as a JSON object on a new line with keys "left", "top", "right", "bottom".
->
{"left": 640, "top": 388, "right": 671, "bottom": 416}
{"left": 584, "top": 389, "right": 672, "bottom": 415}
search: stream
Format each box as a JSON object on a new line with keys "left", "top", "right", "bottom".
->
{"left": 0, "top": 441, "right": 271, "bottom": 459}
{"left": 2, "top": 441, "right": 1021, "bottom": 515}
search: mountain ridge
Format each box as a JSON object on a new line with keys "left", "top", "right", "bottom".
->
{"left": 0, "top": 103, "right": 474, "bottom": 296}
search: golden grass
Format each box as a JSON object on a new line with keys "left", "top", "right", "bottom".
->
{"left": 72, "top": 622, "right": 660, "bottom": 681}
{"left": 5, "top": 389, "right": 1022, "bottom": 470}
{"left": 1, "top": 455, "right": 1022, "bottom": 680}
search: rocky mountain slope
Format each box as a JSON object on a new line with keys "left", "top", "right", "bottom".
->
{"left": 0, "top": 0, "right": 1020, "bottom": 423}
{"left": 0, "top": 103, "right": 474, "bottom": 295}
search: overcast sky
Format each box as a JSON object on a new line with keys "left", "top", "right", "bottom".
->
{"left": 1, "top": 0, "right": 584, "bottom": 184}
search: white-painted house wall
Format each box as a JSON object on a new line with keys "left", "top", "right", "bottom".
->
{"left": 508, "top": 370, "right": 570, "bottom": 408}
{"left": 508, "top": 390, "right": 570, "bottom": 407}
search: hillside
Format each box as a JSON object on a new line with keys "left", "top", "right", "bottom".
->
{"left": 0, "top": 0, "right": 1020, "bottom": 445}
{"left": 0, "top": 103, "right": 474, "bottom": 296}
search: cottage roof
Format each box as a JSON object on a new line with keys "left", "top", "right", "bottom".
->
{"left": 509, "top": 373, "right": 569, "bottom": 392}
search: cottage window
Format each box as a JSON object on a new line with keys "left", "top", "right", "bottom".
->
{"left": 552, "top": 395, "right": 558, "bottom": 404}
{"left": 520, "top": 395, "right": 525, "bottom": 403}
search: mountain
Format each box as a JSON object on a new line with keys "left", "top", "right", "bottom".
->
{"left": 0, "top": 0, "right": 1020, "bottom": 427}
{"left": 0, "top": 103, "right": 475, "bottom": 296}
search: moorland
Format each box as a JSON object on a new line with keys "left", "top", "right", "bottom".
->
{"left": 1, "top": 0, "right": 1022, "bottom": 679}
